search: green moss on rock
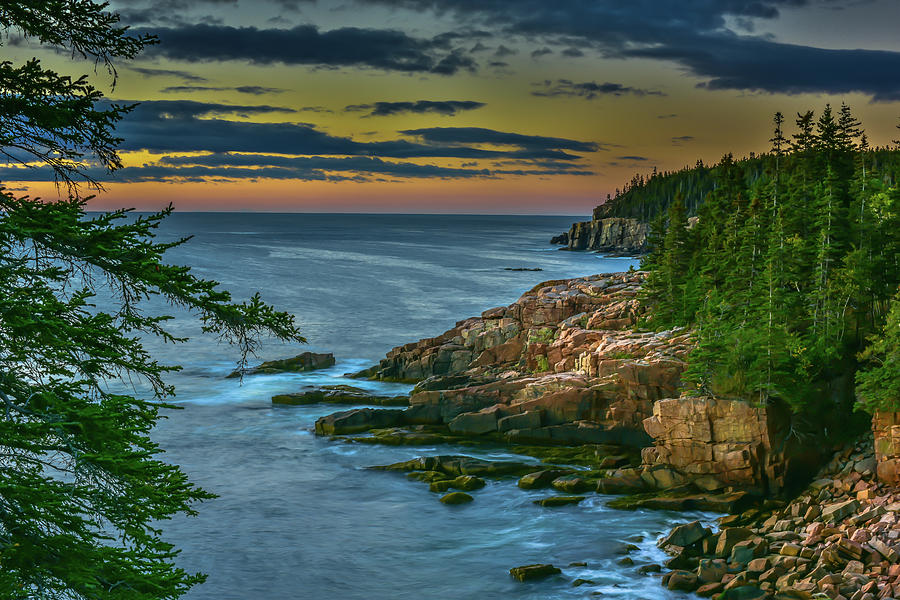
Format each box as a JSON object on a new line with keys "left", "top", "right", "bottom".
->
{"left": 440, "top": 491, "right": 473, "bottom": 505}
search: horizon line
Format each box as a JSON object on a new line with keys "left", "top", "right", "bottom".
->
{"left": 85, "top": 210, "right": 593, "bottom": 217}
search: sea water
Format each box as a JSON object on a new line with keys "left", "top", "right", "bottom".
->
{"left": 137, "top": 213, "right": 710, "bottom": 599}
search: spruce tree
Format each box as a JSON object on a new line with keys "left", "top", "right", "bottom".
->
{"left": 0, "top": 3, "right": 305, "bottom": 598}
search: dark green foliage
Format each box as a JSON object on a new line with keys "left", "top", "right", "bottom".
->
{"left": 0, "top": 1, "right": 155, "bottom": 186}
{"left": 0, "top": 193, "right": 304, "bottom": 599}
{"left": 633, "top": 105, "right": 900, "bottom": 413}
{"left": 0, "top": 2, "right": 305, "bottom": 598}
{"left": 856, "top": 289, "right": 900, "bottom": 412}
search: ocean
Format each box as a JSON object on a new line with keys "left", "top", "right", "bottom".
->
{"left": 140, "top": 213, "right": 708, "bottom": 599}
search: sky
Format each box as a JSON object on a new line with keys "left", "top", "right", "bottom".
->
{"left": 4, "top": 0, "right": 900, "bottom": 214}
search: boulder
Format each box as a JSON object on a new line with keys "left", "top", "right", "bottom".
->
{"left": 550, "top": 476, "right": 593, "bottom": 494}
{"left": 597, "top": 470, "right": 647, "bottom": 494}
{"left": 518, "top": 469, "right": 574, "bottom": 490}
{"left": 721, "top": 586, "right": 767, "bottom": 600}
{"left": 820, "top": 498, "right": 859, "bottom": 523}
{"left": 659, "top": 521, "right": 710, "bottom": 550}
{"left": 509, "top": 564, "right": 561, "bottom": 582}
{"left": 272, "top": 385, "right": 408, "bottom": 406}
{"left": 697, "top": 558, "right": 727, "bottom": 583}
{"left": 439, "top": 492, "right": 473, "bottom": 505}
{"left": 228, "top": 352, "right": 335, "bottom": 377}
{"left": 532, "top": 496, "right": 585, "bottom": 507}
{"left": 372, "top": 455, "right": 537, "bottom": 478}
{"left": 314, "top": 408, "right": 406, "bottom": 435}
{"left": 451, "top": 475, "right": 485, "bottom": 491}
{"left": 663, "top": 570, "right": 699, "bottom": 592}
{"left": 715, "top": 527, "right": 754, "bottom": 558}
{"left": 497, "top": 410, "right": 542, "bottom": 432}
{"left": 448, "top": 406, "right": 501, "bottom": 435}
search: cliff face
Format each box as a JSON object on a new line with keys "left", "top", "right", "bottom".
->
{"left": 557, "top": 217, "right": 649, "bottom": 254}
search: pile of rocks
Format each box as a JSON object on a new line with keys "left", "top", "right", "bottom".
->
{"left": 658, "top": 438, "right": 900, "bottom": 600}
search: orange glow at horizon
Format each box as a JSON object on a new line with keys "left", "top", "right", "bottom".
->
{"left": 10, "top": 176, "right": 608, "bottom": 215}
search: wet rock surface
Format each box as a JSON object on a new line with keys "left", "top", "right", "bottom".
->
{"left": 331, "top": 272, "right": 694, "bottom": 449}
{"left": 227, "top": 351, "right": 335, "bottom": 378}
{"left": 272, "top": 384, "right": 408, "bottom": 406}
{"left": 509, "top": 563, "right": 562, "bottom": 582}
{"left": 302, "top": 270, "right": 896, "bottom": 599}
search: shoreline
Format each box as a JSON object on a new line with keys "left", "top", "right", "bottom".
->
{"left": 290, "top": 269, "right": 781, "bottom": 596}
{"left": 273, "top": 266, "right": 897, "bottom": 599}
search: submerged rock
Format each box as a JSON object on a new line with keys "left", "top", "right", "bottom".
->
{"left": 532, "top": 495, "right": 586, "bottom": 507}
{"left": 272, "top": 385, "right": 408, "bottom": 406}
{"left": 428, "top": 475, "right": 485, "bottom": 493}
{"left": 517, "top": 469, "right": 574, "bottom": 490}
{"left": 658, "top": 521, "right": 710, "bottom": 551}
{"left": 439, "top": 491, "right": 473, "bottom": 505}
{"left": 509, "top": 564, "right": 562, "bottom": 582}
{"left": 314, "top": 408, "right": 406, "bottom": 435}
{"left": 371, "top": 455, "right": 538, "bottom": 479}
{"left": 227, "top": 352, "right": 335, "bottom": 378}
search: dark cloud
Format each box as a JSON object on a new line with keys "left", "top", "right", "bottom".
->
{"left": 671, "top": 135, "right": 695, "bottom": 145}
{"left": 400, "top": 127, "right": 602, "bottom": 152}
{"left": 139, "top": 23, "right": 477, "bottom": 75}
{"left": 115, "top": 0, "right": 237, "bottom": 27}
{"left": 0, "top": 152, "right": 593, "bottom": 184}
{"left": 160, "top": 85, "right": 286, "bottom": 95}
{"left": 470, "top": 42, "right": 489, "bottom": 52}
{"left": 617, "top": 155, "right": 649, "bottom": 161}
{"left": 530, "top": 47, "right": 553, "bottom": 58}
{"left": 126, "top": 66, "right": 207, "bottom": 82}
{"left": 532, "top": 79, "right": 665, "bottom": 99}
{"left": 345, "top": 100, "right": 486, "bottom": 117}
{"left": 494, "top": 44, "right": 516, "bottom": 57}
{"left": 657, "top": 113, "right": 678, "bottom": 119}
{"left": 108, "top": 101, "right": 596, "bottom": 163}
{"left": 624, "top": 34, "right": 900, "bottom": 101}
{"left": 561, "top": 47, "right": 584, "bottom": 57}
{"left": 430, "top": 50, "right": 478, "bottom": 74}
{"left": 357, "top": 0, "right": 900, "bottom": 98}
{"left": 119, "top": 100, "right": 297, "bottom": 120}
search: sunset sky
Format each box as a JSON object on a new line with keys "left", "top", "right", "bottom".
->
{"left": 5, "top": 0, "right": 900, "bottom": 214}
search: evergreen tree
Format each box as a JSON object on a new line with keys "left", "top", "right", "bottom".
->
{"left": 856, "top": 289, "right": 900, "bottom": 412}
{"left": 633, "top": 105, "right": 900, "bottom": 417}
{"left": 0, "top": 3, "right": 305, "bottom": 598}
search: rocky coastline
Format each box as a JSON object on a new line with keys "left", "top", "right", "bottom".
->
{"left": 301, "top": 271, "right": 896, "bottom": 599}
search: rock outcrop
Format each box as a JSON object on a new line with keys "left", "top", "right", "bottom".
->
{"left": 335, "top": 272, "right": 693, "bottom": 447}
{"left": 272, "top": 384, "right": 408, "bottom": 406}
{"left": 873, "top": 412, "right": 900, "bottom": 485}
{"left": 554, "top": 217, "right": 648, "bottom": 254}
{"left": 227, "top": 351, "right": 335, "bottom": 378}
{"left": 641, "top": 396, "right": 819, "bottom": 496}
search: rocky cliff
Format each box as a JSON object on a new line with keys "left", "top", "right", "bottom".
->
{"left": 552, "top": 217, "right": 649, "bottom": 254}
{"left": 343, "top": 272, "right": 692, "bottom": 447}
{"left": 327, "top": 271, "right": 821, "bottom": 496}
